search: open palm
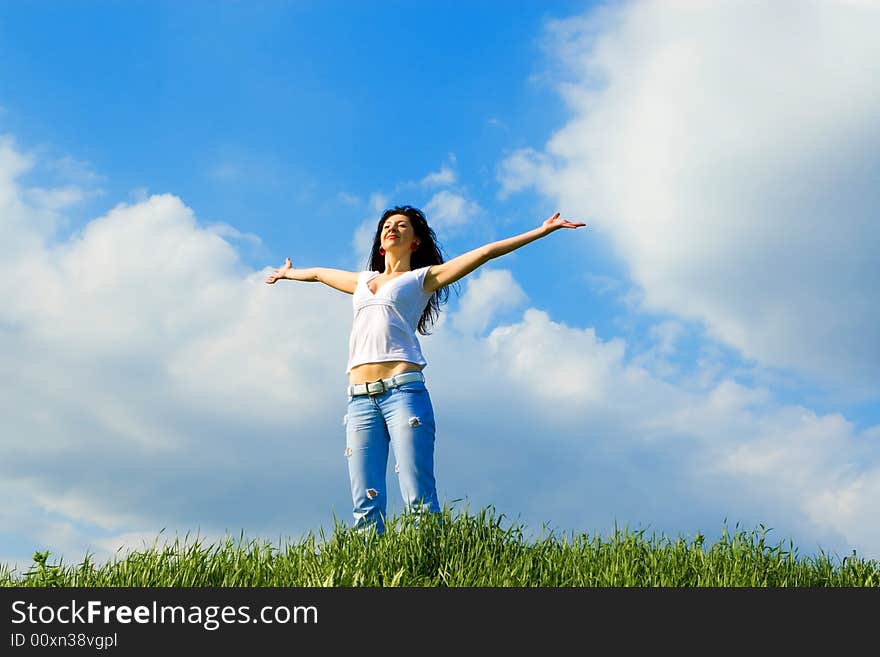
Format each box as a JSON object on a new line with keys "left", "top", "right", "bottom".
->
{"left": 542, "top": 212, "right": 587, "bottom": 232}
{"left": 265, "top": 257, "right": 293, "bottom": 284}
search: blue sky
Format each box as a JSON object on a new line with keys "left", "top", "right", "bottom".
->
{"left": 2, "top": 0, "right": 879, "bottom": 571}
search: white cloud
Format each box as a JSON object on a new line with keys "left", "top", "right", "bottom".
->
{"left": 629, "top": 319, "right": 687, "bottom": 379}
{"left": 23, "top": 185, "right": 96, "bottom": 212}
{"left": 583, "top": 272, "right": 626, "bottom": 297}
{"left": 424, "top": 190, "right": 482, "bottom": 231}
{"left": 129, "top": 187, "right": 150, "bottom": 202}
{"left": 449, "top": 268, "right": 528, "bottom": 336}
{"left": 1, "top": 135, "right": 73, "bottom": 257}
{"left": 486, "top": 308, "right": 629, "bottom": 407}
{"left": 204, "top": 222, "right": 263, "bottom": 249}
{"left": 498, "top": 0, "right": 880, "bottom": 400}
{"left": 0, "top": 139, "right": 354, "bottom": 571}
{"left": 46, "top": 155, "right": 106, "bottom": 186}
{"left": 437, "top": 308, "right": 880, "bottom": 557}
{"left": 421, "top": 166, "right": 457, "bottom": 187}
{"left": 498, "top": 148, "right": 553, "bottom": 200}
{"left": 421, "top": 153, "right": 458, "bottom": 188}
{"left": 353, "top": 218, "right": 376, "bottom": 269}
{"left": 369, "top": 192, "right": 388, "bottom": 215}
{"left": 0, "top": 134, "right": 36, "bottom": 199}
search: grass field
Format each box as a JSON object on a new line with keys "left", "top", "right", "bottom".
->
{"left": 2, "top": 506, "right": 878, "bottom": 586}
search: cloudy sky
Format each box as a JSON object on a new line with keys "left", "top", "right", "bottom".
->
{"left": 2, "top": 0, "right": 879, "bottom": 572}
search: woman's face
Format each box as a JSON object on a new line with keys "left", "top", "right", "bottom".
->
{"left": 381, "top": 214, "right": 420, "bottom": 253}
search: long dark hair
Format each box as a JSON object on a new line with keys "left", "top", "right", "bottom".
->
{"left": 366, "top": 205, "right": 459, "bottom": 335}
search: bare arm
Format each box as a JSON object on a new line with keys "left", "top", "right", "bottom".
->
{"left": 265, "top": 257, "right": 359, "bottom": 295}
{"left": 424, "top": 212, "right": 587, "bottom": 293}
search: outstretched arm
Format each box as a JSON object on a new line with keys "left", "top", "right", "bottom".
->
{"left": 265, "top": 257, "right": 359, "bottom": 295}
{"left": 423, "top": 212, "right": 587, "bottom": 293}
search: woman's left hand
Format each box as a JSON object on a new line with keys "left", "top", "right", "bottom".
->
{"left": 542, "top": 212, "right": 587, "bottom": 232}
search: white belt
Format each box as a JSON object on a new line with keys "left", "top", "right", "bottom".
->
{"left": 347, "top": 371, "right": 425, "bottom": 397}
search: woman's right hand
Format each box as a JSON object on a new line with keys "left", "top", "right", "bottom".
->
{"left": 265, "top": 257, "right": 294, "bottom": 284}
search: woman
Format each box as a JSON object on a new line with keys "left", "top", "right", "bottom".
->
{"left": 265, "top": 205, "right": 586, "bottom": 534}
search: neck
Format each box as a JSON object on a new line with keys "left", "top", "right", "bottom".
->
{"left": 383, "top": 253, "right": 412, "bottom": 274}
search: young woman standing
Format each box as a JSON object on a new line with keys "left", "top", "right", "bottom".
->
{"left": 266, "top": 206, "right": 586, "bottom": 533}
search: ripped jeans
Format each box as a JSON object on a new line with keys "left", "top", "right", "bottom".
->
{"left": 343, "top": 378, "right": 440, "bottom": 534}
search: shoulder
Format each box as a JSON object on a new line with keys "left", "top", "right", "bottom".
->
{"left": 418, "top": 264, "right": 439, "bottom": 294}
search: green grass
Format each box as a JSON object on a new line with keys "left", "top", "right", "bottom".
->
{"left": 2, "top": 505, "right": 878, "bottom": 586}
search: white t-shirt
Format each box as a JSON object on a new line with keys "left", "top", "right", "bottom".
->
{"left": 346, "top": 265, "right": 434, "bottom": 374}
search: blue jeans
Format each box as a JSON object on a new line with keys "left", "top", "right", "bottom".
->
{"left": 343, "top": 379, "right": 440, "bottom": 534}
